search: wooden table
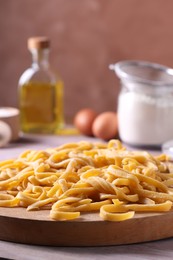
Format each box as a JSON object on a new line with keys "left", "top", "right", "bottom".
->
{"left": 0, "top": 134, "right": 173, "bottom": 260}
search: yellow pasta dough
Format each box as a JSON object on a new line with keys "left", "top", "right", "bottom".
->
{"left": 0, "top": 139, "right": 173, "bottom": 221}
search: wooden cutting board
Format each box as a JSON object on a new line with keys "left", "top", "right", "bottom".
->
{"left": 0, "top": 207, "right": 173, "bottom": 246}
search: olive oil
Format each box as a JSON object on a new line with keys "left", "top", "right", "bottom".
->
{"left": 18, "top": 37, "right": 64, "bottom": 133}
{"left": 19, "top": 81, "right": 64, "bottom": 133}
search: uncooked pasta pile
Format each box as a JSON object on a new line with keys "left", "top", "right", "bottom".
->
{"left": 0, "top": 139, "right": 173, "bottom": 221}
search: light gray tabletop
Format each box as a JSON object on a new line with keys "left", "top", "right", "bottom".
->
{"left": 1, "top": 238, "right": 173, "bottom": 260}
{"left": 0, "top": 134, "right": 173, "bottom": 260}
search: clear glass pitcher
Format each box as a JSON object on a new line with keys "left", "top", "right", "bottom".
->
{"left": 110, "top": 60, "right": 173, "bottom": 148}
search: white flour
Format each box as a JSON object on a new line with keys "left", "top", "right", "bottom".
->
{"left": 118, "top": 91, "right": 173, "bottom": 146}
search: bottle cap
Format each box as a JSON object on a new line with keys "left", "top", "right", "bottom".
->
{"left": 28, "top": 36, "right": 50, "bottom": 49}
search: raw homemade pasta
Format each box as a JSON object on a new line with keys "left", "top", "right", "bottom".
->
{"left": 0, "top": 139, "right": 173, "bottom": 221}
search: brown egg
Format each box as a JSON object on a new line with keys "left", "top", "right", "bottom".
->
{"left": 74, "top": 108, "right": 97, "bottom": 136}
{"left": 92, "top": 112, "right": 118, "bottom": 140}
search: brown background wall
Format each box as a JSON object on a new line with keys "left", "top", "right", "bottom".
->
{"left": 1, "top": 0, "right": 173, "bottom": 122}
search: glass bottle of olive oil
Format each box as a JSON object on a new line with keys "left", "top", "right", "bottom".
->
{"left": 18, "top": 36, "right": 64, "bottom": 133}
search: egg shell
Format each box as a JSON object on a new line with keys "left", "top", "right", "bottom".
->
{"left": 92, "top": 112, "right": 118, "bottom": 140}
{"left": 74, "top": 108, "right": 97, "bottom": 136}
{"left": 0, "top": 120, "right": 12, "bottom": 147}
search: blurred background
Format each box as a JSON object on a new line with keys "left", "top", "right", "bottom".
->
{"left": 1, "top": 0, "right": 173, "bottom": 123}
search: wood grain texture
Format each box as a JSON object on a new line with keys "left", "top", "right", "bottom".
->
{"left": 0, "top": 207, "right": 173, "bottom": 246}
